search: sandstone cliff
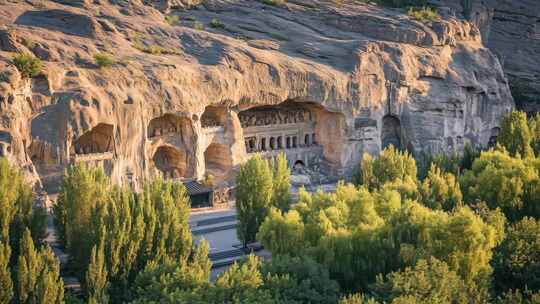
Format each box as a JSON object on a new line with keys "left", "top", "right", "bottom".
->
{"left": 432, "top": 0, "right": 539, "bottom": 113}
{"left": 0, "top": 0, "right": 513, "bottom": 190}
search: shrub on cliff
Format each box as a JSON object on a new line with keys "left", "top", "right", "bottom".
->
{"left": 408, "top": 6, "right": 440, "bottom": 23}
{"left": 94, "top": 53, "right": 115, "bottom": 68}
{"left": 11, "top": 53, "right": 42, "bottom": 78}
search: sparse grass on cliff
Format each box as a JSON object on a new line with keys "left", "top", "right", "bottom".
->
{"left": 93, "top": 53, "right": 115, "bottom": 68}
{"left": 262, "top": 0, "right": 286, "bottom": 6}
{"left": 408, "top": 6, "right": 440, "bottom": 23}
{"left": 209, "top": 18, "right": 225, "bottom": 29}
{"left": 165, "top": 15, "right": 179, "bottom": 26}
{"left": 132, "top": 34, "right": 181, "bottom": 55}
{"left": 11, "top": 53, "right": 42, "bottom": 78}
{"left": 193, "top": 21, "right": 205, "bottom": 31}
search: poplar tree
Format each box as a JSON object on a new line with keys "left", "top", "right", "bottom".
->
{"left": 236, "top": 155, "right": 273, "bottom": 247}
{"left": 420, "top": 164, "right": 462, "bottom": 211}
{"left": 498, "top": 111, "right": 534, "bottom": 158}
{"left": 86, "top": 242, "right": 109, "bottom": 304}
{"left": 0, "top": 241, "right": 13, "bottom": 303}
{"left": 16, "top": 229, "right": 64, "bottom": 304}
{"left": 54, "top": 163, "right": 109, "bottom": 276}
{"left": 271, "top": 153, "right": 291, "bottom": 212}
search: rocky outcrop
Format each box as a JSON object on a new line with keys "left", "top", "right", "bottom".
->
{"left": 0, "top": 0, "right": 513, "bottom": 190}
{"left": 433, "top": 0, "right": 540, "bottom": 113}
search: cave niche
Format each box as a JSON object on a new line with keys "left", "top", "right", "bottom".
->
{"left": 381, "top": 115, "right": 402, "bottom": 150}
{"left": 152, "top": 145, "right": 190, "bottom": 179}
{"left": 74, "top": 123, "right": 114, "bottom": 155}
{"left": 148, "top": 114, "right": 190, "bottom": 139}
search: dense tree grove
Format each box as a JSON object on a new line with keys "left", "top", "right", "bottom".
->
{"left": 0, "top": 158, "right": 63, "bottom": 304}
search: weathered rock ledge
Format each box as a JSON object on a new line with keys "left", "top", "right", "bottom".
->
{"left": 0, "top": 0, "right": 513, "bottom": 190}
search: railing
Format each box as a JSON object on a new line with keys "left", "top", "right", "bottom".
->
{"left": 247, "top": 145, "right": 323, "bottom": 156}
{"left": 71, "top": 151, "right": 113, "bottom": 162}
{"left": 202, "top": 126, "right": 224, "bottom": 134}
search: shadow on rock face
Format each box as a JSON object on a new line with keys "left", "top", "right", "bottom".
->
{"left": 15, "top": 9, "right": 98, "bottom": 38}
{"left": 179, "top": 33, "right": 226, "bottom": 66}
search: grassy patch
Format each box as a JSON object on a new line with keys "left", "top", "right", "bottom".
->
{"left": 209, "top": 18, "right": 225, "bottom": 29}
{"left": 132, "top": 34, "right": 180, "bottom": 55}
{"left": 408, "top": 6, "right": 440, "bottom": 23}
{"left": 164, "top": 15, "right": 179, "bottom": 26}
{"left": 11, "top": 53, "right": 42, "bottom": 78}
{"left": 93, "top": 53, "right": 115, "bottom": 68}
{"left": 193, "top": 21, "right": 205, "bottom": 31}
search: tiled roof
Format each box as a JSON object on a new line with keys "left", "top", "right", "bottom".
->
{"left": 184, "top": 181, "right": 213, "bottom": 195}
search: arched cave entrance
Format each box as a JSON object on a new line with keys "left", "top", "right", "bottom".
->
{"left": 293, "top": 160, "right": 305, "bottom": 172}
{"left": 153, "top": 146, "right": 190, "bottom": 179}
{"left": 381, "top": 115, "right": 402, "bottom": 150}
{"left": 204, "top": 143, "right": 232, "bottom": 182}
{"left": 74, "top": 123, "right": 114, "bottom": 154}
{"left": 148, "top": 114, "right": 190, "bottom": 139}
{"left": 0, "top": 131, "right": 12, "bottom": 158}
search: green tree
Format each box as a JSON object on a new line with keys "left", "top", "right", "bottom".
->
{"left": 257, "top": 208, "right": 304, "bottom": 256}
{"left": 16, "top": 229, "right": 64, "bottom": 304}
{"left": 371, "top": 258, "right": 469, "bottom": 304}
{"left": 54, "top": 163, "right": 109, "bottom": 276}
{"left": 261, "top": 254, "right": 340, "bottom": 304}
{"left": 86, "top": 242, "right": 109, "bottom": 304}
{"left": 498, "top": 111, "right": 534, "bottom": 158}
{"left": 357, "top": 146, "right": 417, "bottom": 190}
{"left": 271, "top": 153, "right": 291, "bottom": 212}
{"left": 0, "top": 242, "right": 13, "bottom": 303}
{"left": 419, "top": 164, "right": 462, "bottom": 211}
{"left": 460, "top": 149, "right": 540, "bottom": 221}
{"left": 339, "top": 293, "right": 380, "bottom": 304}
{"left": 209, "top": 255, "right": 275, "bottom": 303}
{"left": 0, "top": 157, "right": 45, "bottom": 246}
{"left": 492, "top": 217, "right": 540, "bottom": 294}
{"left": 236, "top": 155, "right": 273, "bottom": 247}
{"left": 529, "top": 114, "right": 540, "bottom": 156}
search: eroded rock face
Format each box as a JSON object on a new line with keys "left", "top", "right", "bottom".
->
{"left": 0, "top": 0, "right": 513, "bottom": 190}
{"left": 433, "top": 0, "right": 540, "bottom": 113}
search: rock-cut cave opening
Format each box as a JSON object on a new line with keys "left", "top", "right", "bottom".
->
{"left": 73, "top": 123, "right": 114, "bottom": 155}
{"left": 148, "top": 114, "right": 190, "bottom": 139}
{"left": 238, "top": 100, "right": 345, "bottom": 170}
{"left": 381, "top": 115, "right": 402, "bottom": 150}
{"left": 204, "top": 143, "right": 232, "bottom": 182}
{"left": 153, "top": 145, "right": 191, "bottom": 179}
{"left": 201, "top": 105, "right": 227, "bottom": 128}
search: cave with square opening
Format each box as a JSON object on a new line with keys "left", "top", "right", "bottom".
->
{"left": 238, "top": 100, "right": 345, "bottom": 172}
